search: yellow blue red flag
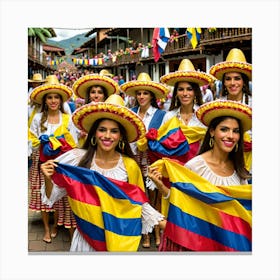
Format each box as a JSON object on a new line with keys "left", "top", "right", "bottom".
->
{"left": 186, "top": 28, "right": 202, "bottom": 49}
{"left": 137, "top": 116, "right": 206, "bottom": 163}
{"left": 151, "top": 158, "right": 252, "bottom": 251}
{"left": 243, "top": 131, "right": 252, "bottom": 174}
{"left": 52, "top": 162, "right": 149, "bottom": 251}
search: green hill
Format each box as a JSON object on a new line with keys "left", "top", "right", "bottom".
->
{"left": 47, "top": 33, "right": 91, "bottom": 55}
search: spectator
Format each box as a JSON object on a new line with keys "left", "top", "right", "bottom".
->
{"left": 201, "top": 84, "right": 214, "bottom": 103}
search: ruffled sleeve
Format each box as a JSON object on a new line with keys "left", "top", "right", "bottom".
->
{"left": 141, "top": 203, "right": 164, "bottom": 234}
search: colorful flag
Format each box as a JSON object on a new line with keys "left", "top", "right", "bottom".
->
{"left": 36, "top": 114, "right": 76, "bottom": 162}
{"left": 186, "top": 28, "right": 202, "bottom": 49}
{"left": 243, "top": 131, "right": 252, "bottom": 173}
{"left": 152, "top": 28, "right": 170, "bottom": 62}
{"left": 51, "top": 162, "right": 149, "bottom": 251}
{"left": 137, "top": 116, "right": 206, "bottom": 163}
{"left": 151, "top": 158, "right": 252, "bottom": 251}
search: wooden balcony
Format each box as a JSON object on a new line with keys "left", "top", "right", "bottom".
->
{"left": 76, "top": 28, "right": 252, "bottom": 68}
{"left": 163, "top": 27, "right": 252, "bottom": 57}
{"left": 28, "top": 46, "right": 49, "bottom": 67}
{"left": 74, "top": 28, "right": 252, "bottom": 68}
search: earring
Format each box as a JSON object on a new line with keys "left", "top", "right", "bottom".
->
{"left": 235, "top": 143, "right": 238, "bottom": 152}
{"left": 91, "top": 137, "right": 97, "bottom": 146}
{"left": 118, "top": 140, "right": 125, "bottom": 152}
{"left": 209, "top": 136, "right": 214, "bottom": 148}
{"left": 224, "top": 86, "right": 228, "bottom": 95}
{"left": 194, "top": 97, "right": 197, "bottom": 104}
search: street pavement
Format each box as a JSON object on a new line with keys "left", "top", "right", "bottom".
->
{"left": 28, "top": 209, "right": 159, "bottom": 253}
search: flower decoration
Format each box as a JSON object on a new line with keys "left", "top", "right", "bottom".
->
{"left": 146, "top": 128, "right": 158, "bottom": 140}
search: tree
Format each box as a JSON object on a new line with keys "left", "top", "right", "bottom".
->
{"left": 28, "top": 28, "right": 52, "bottom": 43}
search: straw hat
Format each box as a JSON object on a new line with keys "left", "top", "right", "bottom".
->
{"left": 72, "top": 94, "right": 146, "bottom": 143}
{"left": 99, "top": 69, "right": 114, "bottom": 78}
{"left": 196, "top": 100, "right": 252, "bottom": 131}
{"left": 209, "top": 48, "right": 252, "bottom": 81}
{"left": 120, "top": 72, "right": 169, "bottom": 99}
{"left": 72, "top": 74, "right": 120, "bottom": 99}
{"left": 28, "top": 73, "right": 46, "bottom": 83}
{"left": 160, "top": 59, "right": 216, "bottom": 87}
{"left": 29, "top": 75, "right": 73, "bottom": 104}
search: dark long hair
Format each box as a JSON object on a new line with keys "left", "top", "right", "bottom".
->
{"left": 169, "top": 81, "right": 203, "bottom": 111}
{"left": 220, "top": 73, "right": 251, "bottom": 105}
{"left": 40, "top": 93, "right": 65, "bottom": 132}
{"left": 134, "top": 90, "right": 159, "bottom": 109}
{"left": 198, "top": 116, "right": 251, "bottom": 180}
{"left": 78, "top": 118, "right": 135, "bottom": 169}
{"left": 85, "top": 85, "right": 108, "bottom": 104}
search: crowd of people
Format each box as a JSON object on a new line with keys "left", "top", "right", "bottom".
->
{"left": 28, "top": 47, "right": 252, "bottom": 252}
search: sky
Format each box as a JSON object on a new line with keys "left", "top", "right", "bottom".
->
{"left": 52, "top": 28, "right": 92, "bottom": 41}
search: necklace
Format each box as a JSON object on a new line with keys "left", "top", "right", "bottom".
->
{"left": 180, "top": 111, "right": 193, "bottom": 125}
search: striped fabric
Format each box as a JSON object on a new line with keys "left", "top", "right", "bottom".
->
{"left": 138, "top": 116, "right": 206, "bottom": 163}
{"left": 52, "top": 163, "right": 149, "bottom": 251}
{"left": 151, "top": 158, "right": 252, "bottom": 251}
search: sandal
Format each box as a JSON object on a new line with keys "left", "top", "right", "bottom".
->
{"left": 50, "top": 227, "right": 58, "bottom": 238}
{"left": 43, "top": 237, "right": 52, "bottom": 243}
{"left": 154, "top": 225, "right": 161, "bottom": 247}
{"left": 142, "top": 234, "right": 151, "bottom": 248}
{"left": 43, "top": 232, "right": 52, "bottom": 243}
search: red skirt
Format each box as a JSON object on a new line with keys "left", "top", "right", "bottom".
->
{"left": 29, "top": 150, "right": 54, "bottom": 212}
{"left": 159, "top": 232, "right": 191, "bottom": 252}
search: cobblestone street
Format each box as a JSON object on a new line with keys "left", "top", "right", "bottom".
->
{"left": 28, "top": 209, "right": 159, "bottom": 253}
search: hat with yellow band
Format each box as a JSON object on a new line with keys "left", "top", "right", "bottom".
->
{"left": 99, "top": 69, "right": 114, "bottom": 78}
{"left": 72, "top": 94, "right": 146, "bottom": 143}
{"left": 196, "top": 100, "right": 252, "bottom": 131}
{"left": 29, "top": 75, "right": 73, "bottom": 104}
{"left": 120, "top": 72, "right": 169, "bottom": 99}
{"left": 209, "top": 48, "right": 252, "bottom": 81}
{"left": 72, "top": 74, "right": 120, "bottom": 99}
{"left": 28, "top": 73, "right": 46, "bottom": 83}
{"left": 160, "top": 59, "right": 216, "bottom": 87}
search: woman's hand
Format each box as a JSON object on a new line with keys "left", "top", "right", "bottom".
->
{"left": 79, "top": 130, "right": 88, "bottom": 138}
{"left": 148, "top": 166, "right": 170, "bottom": 198}
{"left": 148, "top": 166, "right": 163, "bottom": 187}
{"left": 40, "top": 160, "right": 58, "bottom": 179}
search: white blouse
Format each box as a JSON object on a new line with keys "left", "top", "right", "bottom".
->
{"left": 219, "top": 95, "right": 252, "bottom": 108}
{"left": 185, "top": 155, "right": 248, "bottom": 185}
{"left": 29, "top": 111, "right": 79, "bottom": 153}
{"left": 161, "top": 105, "right": 206, "bottom": 128}
{"left": 41, "top": 148, "right": 164, "bottom": 252}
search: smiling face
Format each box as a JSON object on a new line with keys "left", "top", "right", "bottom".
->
{"left": 95, "top": 119, "right": 121, "bottom": 152}
{"left": 45, "top": 93, "right": 62, "bottom": 111}
{"left": 210, "top": 117, "right": 240, "bottom": 154}
{"left": 89, "top": 85, "right": 107, "bottom": 102}
{"left": 176, "top": 81, "right": 195, "bottom": 106}
{"left": 224, "top": 72, "right": 244, "bottom": 101}
{"left": 135, "top": 90, "right": 153, "bottom": 108}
